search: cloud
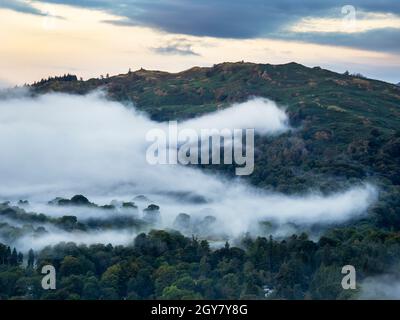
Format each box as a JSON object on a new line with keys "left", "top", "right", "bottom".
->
{"left": 181, "top": 98, "right": 289, "bottom": 135}
{"left": 283, "top": 27, "right": 400, "bottom": 54}
{"left": 360, "top": 274, "right": 400, "bottom": 299}
{"left": 21, "top": 0, "right": 400, "bottom": 53}
{"left": 0, "top": 92, "right": 378, "bottom": 248}
{"left": 152, "top": 39, "right": 200, "bottom": 56}
{"left": 15, "top": 229, "right": 138, "bottom": 252}
{"left": 0, "top": 93, "right": 290, "bottom": 200}
{"left": 0, "top": 0, "right": 45, "bottom": 16}
{"left": 285, "top": 10, "right": 400, "bottom": 53}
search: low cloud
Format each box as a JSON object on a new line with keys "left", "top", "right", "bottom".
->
{"left": 15, "top": 229, "right": 138, "bottom": 252}
{"left": 0, "top": 92, "right": 290, "bottom": 200}
{"left": 0, "top": 91, "right": 378, "bottom": 249}
{"left": 182, "top": 98, "right": 289, "bottom": 135}
{"left": 360, "top": 274, "right": 400, "bottom": 299}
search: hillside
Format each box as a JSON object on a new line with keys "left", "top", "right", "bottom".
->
{"left": 29, "top": 61, "right": 400, "bottom": 228}
{"left": 0, "top": 62, "right": 400, "bottom": 300}
{"left": 31, "top": 62, "right": 400, "bottom": 125}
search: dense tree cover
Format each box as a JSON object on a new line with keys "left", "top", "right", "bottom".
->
{"left": 32, "top": 74, "right": 78, "bottom": 86}
{"left": 0, "top": 228, "right": 399, "bottom": 300}
{"left": 0, "top": 244, "right": 23, "bottom": 266}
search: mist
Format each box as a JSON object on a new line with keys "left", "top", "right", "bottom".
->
{"left": 14, "top": 229, "right": 139, "bottom": 253}
{"left": 360, "top": 275, "right": 400, "bottom": 300}
{"left": 181, "top": 98, "right": 289, "bottom": 135}
{"left": 0, "top": 92, "right": 290, "bottom": 200}
{"left": 0, "top": 91, "right": 378, "bottom": 250}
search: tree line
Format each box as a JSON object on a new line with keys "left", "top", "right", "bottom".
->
{"left": 1, "top": 227, "right": 400, "bottom": 300}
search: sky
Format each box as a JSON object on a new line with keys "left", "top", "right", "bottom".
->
{"left": 0, "top": 0, "right": 399, "bottom": 85}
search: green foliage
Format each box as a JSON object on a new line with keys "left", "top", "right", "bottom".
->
{"left": 0, "top": 227, "right": 399, "bottom": 300}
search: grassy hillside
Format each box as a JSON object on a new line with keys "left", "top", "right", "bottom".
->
{"left": 29, "top": 61, "right": 400, "bottom": 228}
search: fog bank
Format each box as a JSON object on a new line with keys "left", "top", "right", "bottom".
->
{"left": 0, "top": 92, "right": 378, "bottom": 248}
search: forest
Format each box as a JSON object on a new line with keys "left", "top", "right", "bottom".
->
{"left": 1, "top": 226, "right": 400, "bottom": 300}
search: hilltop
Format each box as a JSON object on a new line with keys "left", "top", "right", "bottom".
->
{"left": 30, "top": 62, "right": 400, "bottom": 124}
